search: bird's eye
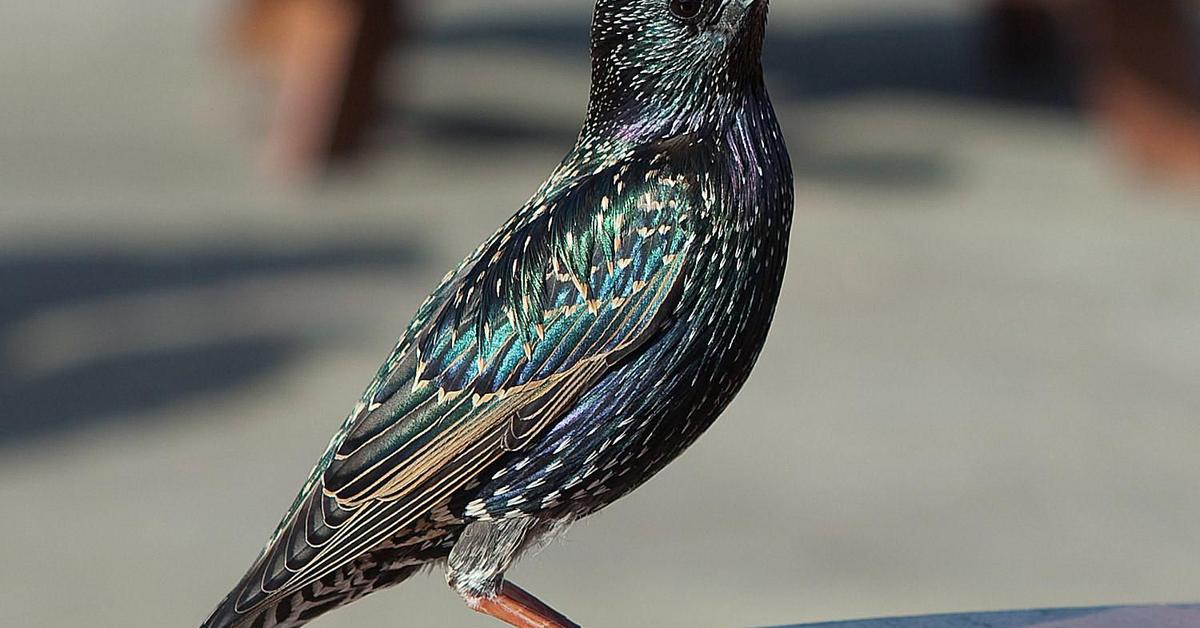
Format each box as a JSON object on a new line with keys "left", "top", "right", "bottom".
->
{"left": 669, "top": 0, "right": 706, "bottom": 21}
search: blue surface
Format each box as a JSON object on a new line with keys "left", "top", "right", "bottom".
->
{"left": 781, "top": 605, "right": 1200, "bottom": 627}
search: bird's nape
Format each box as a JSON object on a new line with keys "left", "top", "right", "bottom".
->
{"left": 583, "top": 0, "right": 772, "bottom": 144}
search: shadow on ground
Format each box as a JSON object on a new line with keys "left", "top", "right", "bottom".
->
{"left": 0, "top": 245, "right": 421, "bottom": 445}
{"left": 0, "top": 11, "right": 1083, "bottom": 442}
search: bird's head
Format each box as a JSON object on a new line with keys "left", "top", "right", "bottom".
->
{"left": 583, "top": 0, "right": 770, "bottom": 143}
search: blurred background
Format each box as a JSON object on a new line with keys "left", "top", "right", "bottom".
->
{"left": 2, "top": 1, "right": 1199, "bottom": 626}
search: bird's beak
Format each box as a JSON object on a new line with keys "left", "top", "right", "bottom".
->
{"left": 717, "top": 0, "right": 766, "bottom": 34}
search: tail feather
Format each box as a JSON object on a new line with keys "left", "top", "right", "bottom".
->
{"left": 202, "top": 560, "right": 422, "bottom": 628}
{"left": 201, "top": 477, "right": 459, "bottom": 627}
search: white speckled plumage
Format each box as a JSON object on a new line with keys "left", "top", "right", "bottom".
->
{"left": 203, "top": 1, "right": 790, "bottom": 626}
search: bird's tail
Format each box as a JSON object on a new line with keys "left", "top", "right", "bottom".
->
{"left": 201, "top": 560, "right": 422, "bottom": 628}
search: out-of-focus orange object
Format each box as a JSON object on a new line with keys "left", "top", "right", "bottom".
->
{"left": 229, "top": 0, "right": 401, "bottom": 179}
{"left": 227, "top": 0, "right": 1199, "bottom": 183}
{"left": 994, "top": 0, "right": 1200, "bottom": 182}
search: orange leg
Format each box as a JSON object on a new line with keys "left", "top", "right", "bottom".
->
{"left": 466, "top": 581, "right": 580, "bottom": 628}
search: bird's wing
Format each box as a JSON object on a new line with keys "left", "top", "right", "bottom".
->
{"left": 220, "top": 152, "right": 704, "bottom": 618}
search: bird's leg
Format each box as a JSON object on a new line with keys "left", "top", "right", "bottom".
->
{"left": 448, "top": 518, "right": 579, "bottom": 627}
{"left": 465, "top": 580, "right": 580, "bottom": 628}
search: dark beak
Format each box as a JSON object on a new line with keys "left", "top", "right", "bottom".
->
{"left": 717, "top": 0, "right": 766, "bottom": 34}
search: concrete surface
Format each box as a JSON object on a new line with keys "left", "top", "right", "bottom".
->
{"left": 1, "top": 1, "right": 1198, "bottom": 627}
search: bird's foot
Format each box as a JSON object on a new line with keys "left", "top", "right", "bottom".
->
{"left": 465, "top": 580, "right": 580, "bottom": 628}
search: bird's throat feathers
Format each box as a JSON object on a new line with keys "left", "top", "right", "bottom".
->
{"left": 580, "top": 0, "right": 771, "bottom": 149}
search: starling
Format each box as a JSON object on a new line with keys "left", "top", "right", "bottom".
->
{"left": 203, "top": 0, "right": 792, "bottom": 626}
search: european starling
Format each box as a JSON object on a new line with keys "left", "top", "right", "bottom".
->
{"left": 203, "top": 0, "right": 792, "bottom": 626}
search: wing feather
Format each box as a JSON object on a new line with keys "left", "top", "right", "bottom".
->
{"left": 218, "top": 148, "right": 705, "bottom": 621}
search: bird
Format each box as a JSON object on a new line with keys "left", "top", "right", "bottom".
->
{"left": 203, "top": 0, "right": 792, "bottom": 626}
